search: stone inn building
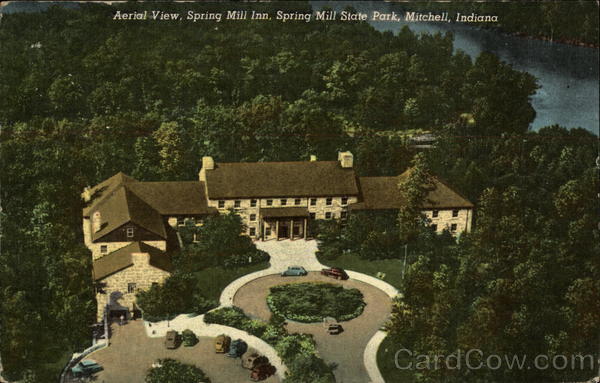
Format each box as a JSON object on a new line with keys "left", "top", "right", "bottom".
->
{"left": 82, "top": 152, "right": 473, "bottom": 319}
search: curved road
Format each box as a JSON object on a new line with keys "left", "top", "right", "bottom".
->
{"left": 233, "top": 272, "right": 392, "bottom": 383}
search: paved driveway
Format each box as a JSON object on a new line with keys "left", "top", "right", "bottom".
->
{"left": 89, "top": 321, "right": 279, "bottom": 383}
{"left": 233, "top": 272, "right": 392, "bottom": 383}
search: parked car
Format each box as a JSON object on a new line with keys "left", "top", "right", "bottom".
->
{"left": 250, "top": 363, "right": 276, "bottom": 381}
{"left": 71, "top": 360, "right": 103, "bottom": 377}
{"left": 321, "top": 267, "right": 349, "bottom": 280}
{"left": 281, "top": 266, "right": 307, "bottom": 276}
{"left": 182, "top": 329, "right": 198, "bottom": 347}
{"left": 227, "top": 339, "right": 248, "bottom": 358}
{"left": 242, "top": 352, "right": 269, "bottom": 370}
{"left": 164, "top": 330, "right": 180, "bottom": 349}
{"left": 214, "top": 334, "right": 231, "bottom": 353}
{"left": 327, "top": 323, "right": 344, "bottom": 335}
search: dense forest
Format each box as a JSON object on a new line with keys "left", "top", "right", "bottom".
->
{"left": 0, "top": 2, "right": 598, "bottom": 382}
{"left": 416, "top": 0, "right": 599, "bottom": 46}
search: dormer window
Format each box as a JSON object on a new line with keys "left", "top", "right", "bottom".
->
{"left": 126, "top": 227, "right": 134, "bottom": 238}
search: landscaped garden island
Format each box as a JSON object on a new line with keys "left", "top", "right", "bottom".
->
{"left": 267, "top": 282, "right": 365, "bottom": 323}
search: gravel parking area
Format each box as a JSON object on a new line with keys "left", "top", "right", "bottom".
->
{"left": 89, "top": 321, "right": 279, "bottom": 383}
{"left": 233, "top": 272, "right": 392, "bottom": 383}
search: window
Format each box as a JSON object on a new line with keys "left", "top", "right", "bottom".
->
{"left": 294, "top": 198, "right": 301, "bottom": 205}
{"left": 177, "top": 217, "right": 185, "bottom": 226}
{"left": 326, "top": 197, "right": 332, "bottom": 206}
{"left": 310, "top": 198, "right": 317, "bottom": 206}
{"left": 341, "top": 211, "right": 347, "bottom": 219}
{"left": 450, "top": 223, "right": 457, "bottom": 232}
{"left": 325, "top": 212, "right": 332, "bottom": 219}
{"left": 341, "top": 197, "right": 348, "bottom": 205}
{"left": 100, "top": 245, "right": 108, "bottom": 254}
{"left": 309, "top": 212, "right": 316, "bottom": 219}
{"left": 266, "top": 199, "right": 273, "bottom": 206}
{"left": 280, "top": 199, "right": 287, "bottom": 206}
{"left": 127, "top": 283, "right": 137, "bottom": 293}
{"left": 432, "top": 210, "right": 439, "bottom": 218}
{"left": 126, "top": 227, "right": 134, "bottom": 238}
{"left": 250, "top": 199, "right": 257, "bottom": 207}
{"left": 249, "top": 227, "right": 256, "bottom": 236}
{"left": 250, "top": 214, "right": 256, "bottom": 221}
{"left": 265, "top": 227, "right": 272, "bottom": 236}
{"left": 151, "top": 282, "right": 158, "bottom": 288}
{"left": 431, "top": 224, "right": 438, "bottom": 232}
{"left": 218, "top": 200, "right": 225, "bottom": 209}
{"left": 234, "top": 200, "right": 241, "bottom": 208}
{"left": 452, "top": 209, "right": 459, "bottom": 217}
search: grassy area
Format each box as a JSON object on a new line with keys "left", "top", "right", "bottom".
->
{"left": 318, "top": 252, "right": 405, "bottom": 289}
{"left": 193, "top": 261, "right": 270, "bottom": 302}
{"left": 377, "top": 335, "right": 416, "bottom": 383}
{"left": 41, "top": 349, "right": 75, "bottom": 382}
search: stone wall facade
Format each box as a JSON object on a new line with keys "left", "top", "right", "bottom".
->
{"left": 424, "top": 208, "right": 472, "bottom": 235}
{"left": 206, "top": 196, "right": 358, "bottom": 239}
{"left": 95, "top": 253, "right": 170, "bottom": 320}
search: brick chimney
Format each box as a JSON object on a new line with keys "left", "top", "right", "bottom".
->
{"left": 199, "top": 156, "right": 215, "bottom": 182}
{"left": 82, "top": 186, "right": 92, "bottom": 202}
{"left": 338, "top": 151, "right": 353, "bottom": 168}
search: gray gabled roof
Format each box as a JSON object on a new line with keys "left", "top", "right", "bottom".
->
{"left": 84, "top": 173, "right": 217, "bottom": 242}
{"left": 352, "top": 170, "right": 474, "bottom": 211}
{"left": 205, "top": 161, "right": 359, "bottom": 199}
{"left": 93, "top": 242, "right": 172, "bottom": 281}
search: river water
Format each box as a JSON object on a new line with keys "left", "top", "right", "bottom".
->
{"left": 4, "top": 1, "right": 599, "bottom": 134}
{"left": 314, "top": 1, "right": 599, "bottom": 134}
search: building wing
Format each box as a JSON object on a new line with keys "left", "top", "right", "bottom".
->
{"left": 353, "top": 170, "right": 474, "bottom": 211}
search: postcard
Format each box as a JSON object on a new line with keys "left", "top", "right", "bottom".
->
{"left": 0, "top": 1, "right": 598, "bottom": 383}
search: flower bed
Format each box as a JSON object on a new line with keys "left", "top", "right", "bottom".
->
{"left": 266, "top": 282, "right": 365, "bottom": 322}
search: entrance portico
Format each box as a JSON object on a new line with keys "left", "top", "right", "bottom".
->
{"left": 261, "top": 207, "right": 308, "bottom": 240}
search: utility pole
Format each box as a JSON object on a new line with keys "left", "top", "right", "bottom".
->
{"left": 402, "top": 244, "right": 408, "bottom": 280}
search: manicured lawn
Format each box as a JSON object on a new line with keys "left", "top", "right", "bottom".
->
{"left": 193, "top": 261, "right": 270, "bottom": 302}
{"left": 377, "top": 334, "right": 416, "bottom": 383}
{"left": 318, "top": 253, "right": 405, "bottom": 290}
{"left": 42, "top": 349, "right": 76, "bottom": 382}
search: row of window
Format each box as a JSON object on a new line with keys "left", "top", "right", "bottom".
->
{"left": 431, "top": 209, "right": 460, "bottom": 218}
{"left": 431, "top": 223, "right": 458, "bottom": 232}
{"left": 218, "top": 197, "right": 349, "bottom": 209}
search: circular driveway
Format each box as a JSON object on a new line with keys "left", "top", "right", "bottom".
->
{"left": 233, "top": 272, "right": 393, "bottom": 383}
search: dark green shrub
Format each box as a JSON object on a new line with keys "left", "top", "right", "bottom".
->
{"left": 136, "top": 273, "right": 217, "bottom": 322}
{"left": 267, "top": 283, "right": 365, "bottom": 322}
{"left": 145, "top": 359, "right": 209, "bottom": 383}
